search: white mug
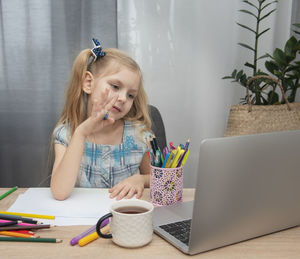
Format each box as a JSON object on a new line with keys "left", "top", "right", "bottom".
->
{"left": 96, "top": 199, "right": 154, "bottom": 248}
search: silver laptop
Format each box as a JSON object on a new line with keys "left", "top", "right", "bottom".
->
{"left": 153, "top": 130, "right": 300, "bottom": 255}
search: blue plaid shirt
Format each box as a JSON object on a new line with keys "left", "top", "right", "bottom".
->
{"left": 53, "top": 121, "right": 150, "bottom": 188}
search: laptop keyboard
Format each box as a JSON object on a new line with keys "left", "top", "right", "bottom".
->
{"left": 159, "top": 219, "right": 191, "bottom": 246}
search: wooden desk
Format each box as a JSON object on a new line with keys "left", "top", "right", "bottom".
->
{"left": 1, "top": 188, "right": 300, "bottom": 259}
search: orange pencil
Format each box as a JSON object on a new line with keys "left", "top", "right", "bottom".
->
{"left": 10, "top": 230, "right": 35, "bottom": 236}
{"left": 0, "top": 231, "right": 36, "bottom": 238}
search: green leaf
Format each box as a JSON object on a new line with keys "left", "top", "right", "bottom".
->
{"left": 293, "top": 31, "right": 300, "bottom": 35}
{"left": 294, "top": 42, "right": 300, "bottom": 51}
{"left": 273, "top": 48, "right": 287, "bottom": 67}
{"left": 239, "top": 9, "right": 258, "bottom": 19}
{"left": 286, "top": 55, "right": 296, "bottom": 64}
{"left": 284, "top": 78, "right": 295, "bottom": 89}
{"left": 236, "top": 70, "right": 244, "bottom": 80}
{"left": 259, "top": 9, "right": 276, "bottom": 22}
{"left": 244, "top": 62, "right": 255, "bottom": 69}
{"left": 238, "top": 43, "right": 255, "bottom": 52}
{"left": 257, "top": 28, "right": 270, "bottom": 38}
{"left": 261, "top": 1, "right": 278, "bottom": 12}
{"left": 242, "top": 1, "right": 259, "bottom": 11}
{"left": 284, "top": 36, "right": 297, "bottom": 56}
{"left": 265, "top": 60, "right": 279, "bottom": 74}
{"left": 222, "top": 76, "right": 233, "bottom": 79}
{"left": 257, "top": 54, "right": 269, "bottom": 60}
{"left": 240, "top": 74, "right": 248, "bottom": 86}
{"left": 293, "top": 23, "right": 300, "bottom": 29}
{"left": 274, "top": 70, "right": 283, "bottom": 77}
{"left": 285, "top": 66, "right": 296, "bottom": 73}
{"left": 231, "top": 69, "right": 237, "bottom": 78}
{"left": 236, "top": 22, "right": 256, "bottom": 34}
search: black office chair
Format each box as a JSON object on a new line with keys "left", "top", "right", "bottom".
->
{"left": 148, "top": 105, "right": 167, "bottom": 151}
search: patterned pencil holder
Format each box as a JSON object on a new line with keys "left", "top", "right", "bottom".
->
{"left": 150, "top": 165, "right": 183, "bottom": 206}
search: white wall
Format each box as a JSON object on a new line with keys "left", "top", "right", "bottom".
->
{"left": 117, "top": 0, "right": 293, "bottom": 187}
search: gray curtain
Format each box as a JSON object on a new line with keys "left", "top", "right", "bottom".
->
{"left": 292, "top": 0, "right": 300, "bottom": 38}
{"left": 0, "top": 0, "right": 117, "bottom": 187}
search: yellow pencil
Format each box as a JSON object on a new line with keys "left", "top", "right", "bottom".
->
{"left": 78, "top": 225, "right": 110, "bottom": 247}
{"left": 0, "top": 211, "right": 55, "bottom": 220}
{"left": 170, "top": 149, "right": 185, "bottom": 168}
{"left": 0, "top": 231, "right": 36, "bottom": 238}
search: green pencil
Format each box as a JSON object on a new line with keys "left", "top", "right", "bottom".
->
{"left": 0, "top": 236, "right": 62, "bottom": 243}
{"left": 0, "top": 186, "right": 18, "bottom": 200}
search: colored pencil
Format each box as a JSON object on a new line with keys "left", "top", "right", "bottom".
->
{"left": 70, "top": 218, "right": 109, "bottom": 246}
{"left": 0, "top": 214, "right": 38, "bottom": 224}
{"left": 0, "top": 224, "right": 52, "bottom": 231}
{"left": 78, "top": 232, "right": 99, "bottom": 247}
{"left": 0, "top": 237, "right": 62, "bottom": 243}
{"left": 0, "top": 219, "right": 37, "bottom": 227}
{"left": 15, "top": 222, "right": 38, "bottom": 227}
{"left": 0, "top": 221, "right": 18, "bottom": 227}
{"left": 0, "top": 231, "right": 35, "bottom": 238}
{"left": 0, "top": 186, "right": 18, "bottom": 200}
{"left": 70, "top": 225, "right": 97, "bottom": 246}
{"left": 78, "top": 225, "right": 110, "bottom": 247}
{"left": 0, "top": 211, "right": 55, "bottom": 220}
{"left": 0, "top": 219, "right": 21, "bottom": 224}
{"left": 9, "top": 232, "right": 34, "bottom": 236}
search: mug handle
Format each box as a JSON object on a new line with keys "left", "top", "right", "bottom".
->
{"left": 96, "top": 213, "right": 112, "bottom": 238}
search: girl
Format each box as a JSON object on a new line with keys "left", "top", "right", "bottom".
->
{"left": 50, "top": 38, "right": 152, "bottom": 201}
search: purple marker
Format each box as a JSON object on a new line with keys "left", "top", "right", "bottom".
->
{"left": 70, "top": 218, "right": 109, "bottom": 246}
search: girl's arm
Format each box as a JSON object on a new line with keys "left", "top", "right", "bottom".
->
{"left": 51, "top": 92, "right": 118, "bottom": 200}
{"left": 50, "top": 129, "right": 86, "bottom": 200}
{"left": 109, "top": 152, "right": 150, "bottom": 200}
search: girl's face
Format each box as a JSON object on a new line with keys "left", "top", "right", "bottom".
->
{"left": 90, "top": 67, "right": 140, "bottom": 121}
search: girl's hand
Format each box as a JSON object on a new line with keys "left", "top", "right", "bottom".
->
{"left": 77, "top": 88, "right": 118, "bottom": 137}
{"left": 108, "top": 174, "right": 146, "bottom": 200}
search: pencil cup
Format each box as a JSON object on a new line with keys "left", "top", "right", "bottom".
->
{"left": 150, "top": 165, "right": 183, "bottom": 206}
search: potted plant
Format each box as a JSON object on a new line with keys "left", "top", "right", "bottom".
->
{"left": 223, "top": 0, "right": 300, "bottom": 105}
{"left": 222, "top": 0, "right": 300, "bottom": 137}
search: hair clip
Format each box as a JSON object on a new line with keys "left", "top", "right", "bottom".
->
{"left": 91, "top": 38, "right": 106, "bottom": 61}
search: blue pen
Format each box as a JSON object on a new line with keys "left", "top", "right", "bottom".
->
{"left": 162, "top": 152, "right": 170, "bottom": 168}
{"left": 185, "top": 139, "right": 190, "bottom": 150}
{"left": 177, "top": 139, "right": 190, "bottom": 167}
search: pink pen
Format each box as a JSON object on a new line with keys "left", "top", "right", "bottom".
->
{"left": 0, "top": 219, "right": 39, "bottom": 226}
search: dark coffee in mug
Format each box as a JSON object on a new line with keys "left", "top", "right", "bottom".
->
{"left": 115, "top": 206, "right": 149, "bottom": 214}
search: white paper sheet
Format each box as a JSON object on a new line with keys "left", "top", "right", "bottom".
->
{"left": 7, "top": 188, "right": 116, "bottom": 226}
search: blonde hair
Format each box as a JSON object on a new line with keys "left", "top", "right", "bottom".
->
{"left": 56, "top": 48, "right": 152, "bottom": 136}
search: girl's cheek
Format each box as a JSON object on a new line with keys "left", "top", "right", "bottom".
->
{"left": 108, "top": 90, "right": 118, "bottom": 100}
{"left": 101, "top": 87, "right": 110, "bottom": 98}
